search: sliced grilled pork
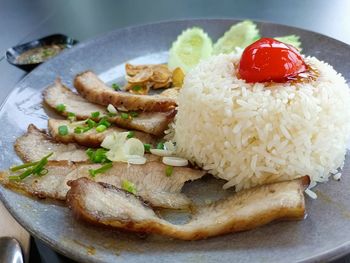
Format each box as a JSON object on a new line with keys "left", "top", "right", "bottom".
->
{"left": 0, "top": 160, "right": 205, "bottom": 209}
{"left": 43, "top": 79, "right": 175, "bottom": 136}
{"left": 15, "top": 124, "right": 88, "bottom": 162}
{"left": 74, "top": 71, "right": 176, "bottom": 112}
{"left": 67, "top": 177, "right": 309, "bottom": 240}
{"left": 48, "top": 119, "right": 156, "bottom": 148}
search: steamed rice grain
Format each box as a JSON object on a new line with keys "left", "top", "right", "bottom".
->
{"left": 173, "top": 52, "right": 350, "bottom": 190}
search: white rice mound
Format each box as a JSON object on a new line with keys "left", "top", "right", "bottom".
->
{"left": 173, "top": 52, "right": 350, "bottom": 191}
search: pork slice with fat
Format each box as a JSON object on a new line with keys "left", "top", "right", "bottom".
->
{"left": 74, "top": 71, "right": 176, "bottom": 112}
{"left": 43, "top": 79, "right": 175, "bottom": 136}
{"left": 0, "top": 160, "right": 205, "bottom": 209}
{"left": 15, "top": 124, "right": 88, "bottom": 162}
{"left": 48, "top": 119, "right": 156, "bottom": 148}
{"left": 67, "top": 176, "right": 309, "bottom": 240}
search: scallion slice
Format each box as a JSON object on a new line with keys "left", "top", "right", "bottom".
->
{"left": 10, "top": 161, "right": 39, "bottom": 172}
{"left": 127, "top": 131, "right": 135, "bottom": 138}
{"left": 132, "top": 85, "right": 141, "bottom": 91}
{"left": 107, "top": 112, "right": 117, "bottom": 117}
{"left": 112, "top": 83, "right": 121, "bottom": 91}
{"left": 86, "top": 148, "right": 109, "bottom": 163}
{"left": 91, "top": 111, "right": 100, "bottom": 118}
{"left": 58, "top": 125, "right": 68, "bottom": 136}
{"left": 121, "top": 180, "right": 137, "bottom": 194}
{"left": 88, "top": 162, "right": 113, "bottom": 177}
{"left": 156, "top": 142, "right": 165, "bottom": 149}
{"left": 121, "top": 113, "right": 129, "bottom": 120}
{"left": 98, "top": 117, "right": 111, "bottom": 128}
{"left": 8, "top": 152, "right": 53, "bottom": 181}
{"left": 130, "top": 112, "right": 139, "bottom": 118}
{"left": 165, "top": 165, "right": 173, "bottom": 177}
{"left": 39, "top": 168, "right": 49, "bottom": 176}
{"left": 143, "top": 143, "right": 151, "bottom": 152}
{"left": 9, "top": 169, "right": 33, "bottom": 181}
{"left": 74, "top": 127, "right": 83, "bottom": 134}
{"left": 56, "top": 104, "right": 66, "bottom": 112}
{"left": 67, "top": 112, "right": 76, "bottom": 121}
{"left": 96, "top": 124, "right": 107, "bottom": 133}
{"left": 86, "top": 119, "right": 97, "bottom": 128}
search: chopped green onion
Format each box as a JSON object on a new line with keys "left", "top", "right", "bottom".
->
{"left": 10, "top": 161, "right": 39, "bottom": 172}
{"left": 130, "top": 112, "right": 139, "bottom": 118}
{"left": 121, "top": 113, "right": 129, "bottom": 120}
{"left": 39, "top": 168, "right": 49, "bottom": 176}
{"left": 156, "top": 142, "right": 164, "bottom": 149}
{"left": 88, "top": 163, "right": 113, "bottom": 177}
{"left": 31, "top": 153, "right": 53, "bottom": 175}
{"left": 9, "top": 169, "right": 33, "bottom": 181}
{"left": 122, "top": 180, "right": 137, "bottom": 194}
{"left": 86, "top": 148, "right": 109, "bottom": 163}
{"left": 91, "top": 111, "right": 100, "bottom": 118}
{"left": 42, "top": 49, "right": 54, "bottom": 57}
{"left": 56, "top": 104, "right": 66, "bottom": 112}
{"left": 127, "top": 131, "right": 135, "bottom": 138}
{"left": 86, "top": 119, "right": 97, "bottom": 128}
{"left": 86, "top": 148, "right": 95, "bottom": 161}
{"left": 74, "top": 126, "right": 83, "bottom": 134}
{"left": 132, "top": 85, "right": 141, "bottom": 91}
{"left": 165, "top": 166, "right": 173, "bottom": 177}
{"left": 67, "top": 112, "right": 76, "bottom": 121}
{"left": 82, "top": 126, "right": 92, "bottom": 133}
{"left": 9, "top": 152, "right": 53, "bottom": 181}
{"left": 112, "top": 83, "right": 121, "bottom": 91}
{"left": 86, "top": 148, "right": 93, "bottom": 156}
{"left": 143, "top": 143, "right": 151, "bottom": 152}
{"left": 58, "top": 125, "right": 68, "bottom": 136}
{"left": 96, "top": 124, "right": 107, "bottom": 133}
{"left": 107, "top": 112, "right": 117, "bottom": 117}
{"left": 8, "top": 175, "right": 21, "bottom": 180}
{"left": 98, "top": 117, "right": 111, "bottom": 128}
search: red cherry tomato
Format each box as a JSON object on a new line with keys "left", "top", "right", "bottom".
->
{"left": 238, "top": 38, "right": 307, "bottom": 83}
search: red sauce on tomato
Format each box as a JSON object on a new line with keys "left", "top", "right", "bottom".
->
{"left": 238, "top": 38, "right": 308, "bottom": 83}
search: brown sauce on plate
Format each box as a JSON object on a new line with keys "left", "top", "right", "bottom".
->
{"left": 16, "top": 44, "right": 66, "bottom": 65}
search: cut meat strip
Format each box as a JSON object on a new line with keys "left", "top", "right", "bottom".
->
{"left": 74, "top": 71, "right": 176, "bottom": 112}
{"left": 0, "top": 161, "right": 75, "bottom": 200}
{"left": 48, "top": 119, "right": 157, "bottom": 148}
{"left": 0, "top": 160, "right": 205, "bottom": 209}
{"left": 67, "top": 177, "right": 309, "bottom": 240}
{"left": 43, "top": 79, "right": 175, "bottom": 136}
{"left": 14, "top": 124, "right": 88, "bottom": 162}
{"left": 70, "top": 161, "right": 204, "bottom": 209}
{"left": 43, "top": 79, "right": 104, "bottom": 118}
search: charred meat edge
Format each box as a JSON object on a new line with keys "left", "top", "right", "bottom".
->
{"left": 74, "top": 71, "right": 176, "bottom": 112}
{"left": 43, "top": 79, "right": 175, "bottom": 136}
{"left": 67, "top": 176, "right": 310, "bottom": 240}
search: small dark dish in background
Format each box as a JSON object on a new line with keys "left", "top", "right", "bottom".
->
{"left": 6, "top": 34, "right": 78, "bottom": 71}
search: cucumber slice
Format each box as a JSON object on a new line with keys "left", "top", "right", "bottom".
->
{"left": 168, "top": 27, "right": 213, "bottom": 73}
{"left": 213, "top": 20, "right": 260, "bottom": 55}
{"left": 275, "top": 35, "right": 302, "bottom": 50}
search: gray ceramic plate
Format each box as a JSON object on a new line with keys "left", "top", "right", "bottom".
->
{"left": 1, "top": 19, "right": 350, "bottom": 263}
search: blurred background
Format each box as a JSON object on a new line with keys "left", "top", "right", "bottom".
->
{"left": 1, "top": 0, "right": 350, "bottom": 262}
{"left": 1, "top": 0, "right": 350, "bottom": 96}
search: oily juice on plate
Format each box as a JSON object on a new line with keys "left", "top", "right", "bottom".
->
{"left": 16, "top": 44, "right": 66, "bottom": 65}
